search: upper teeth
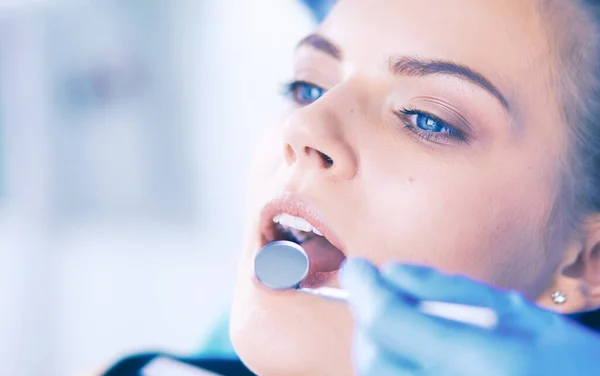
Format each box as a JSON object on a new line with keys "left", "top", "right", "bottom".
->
{"left": 273, "top": 213, "right": 324, "bottom": 236}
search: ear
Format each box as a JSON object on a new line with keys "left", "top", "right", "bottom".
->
{"left": 538, "top": 215, "right": 600, "bottom": 313}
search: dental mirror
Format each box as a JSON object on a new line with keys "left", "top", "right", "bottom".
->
{"left": 254, "top": 240, "right": 499, "bottom": 329}
{"left": 254, "top": 240, "right": 309, "bottom": 290}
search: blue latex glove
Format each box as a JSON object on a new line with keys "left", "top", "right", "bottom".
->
{"left": 339, "top": 258, "right": 600, "bottom": 376}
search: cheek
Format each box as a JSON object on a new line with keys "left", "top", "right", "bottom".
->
{"left": 353, "top": 148, "right": 551, "bottom": 294}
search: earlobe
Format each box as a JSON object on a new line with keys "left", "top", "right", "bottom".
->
{"left": 537, "top": 240, "right": 587, "bottom": 313}
{"left": 537, "top": 215, "right": 600, "bottom": 313}
{"left": 563, "top": 215, "right": 600, "bottom": 312}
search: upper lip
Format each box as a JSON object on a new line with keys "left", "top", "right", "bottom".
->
{"left": 259, "top": 194, "right": 345, "bottom": 253}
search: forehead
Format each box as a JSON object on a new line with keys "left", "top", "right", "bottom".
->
{"left": 319, "top": 0, "right": 554, "bottom": 110}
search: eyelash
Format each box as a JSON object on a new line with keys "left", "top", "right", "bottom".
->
{"left": 395, "top": 107, "right": 468, "bottom": 145}
{"left": 281, "top": 81, "right": 469, "bottom": 145}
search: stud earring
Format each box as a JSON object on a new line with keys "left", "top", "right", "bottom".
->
{"left": 552, "top": 291, "right": 567, "bottom": 305}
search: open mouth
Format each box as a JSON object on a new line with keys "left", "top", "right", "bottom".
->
{"left": 259, "top": 198, "right": 347, "bottom": 288}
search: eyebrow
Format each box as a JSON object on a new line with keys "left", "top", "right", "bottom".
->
{"left": 390, "top": 57, "right": 510, "bottom": 111}
{"left": 297, "top": 33, "right": 510, "bottom": 112}
{"left": 296, "top": 33, "right": 342, "bottom": 60}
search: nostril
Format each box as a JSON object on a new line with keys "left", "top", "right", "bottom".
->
{"left": 296, "top": 146, "right": 335, "bottom": 168}
{"left": 284, "top": 144, "right": 297, "bottom": 165}
{"left": 317, "top": 151, "right": 334, "bottom": 168}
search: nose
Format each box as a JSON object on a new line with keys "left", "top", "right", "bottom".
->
{"left": 282, "top": 106, "right": 358, "bottom": 181}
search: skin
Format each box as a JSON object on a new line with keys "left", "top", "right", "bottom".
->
{"left": 229, "top": 0, "right": 600, "bottom": 375}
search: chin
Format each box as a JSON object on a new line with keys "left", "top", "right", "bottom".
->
{"left": 230, "top": 248, "right": 355, "bottom": 376}
{"left": 230, "top": 183, "right": 358, "bottom": 374}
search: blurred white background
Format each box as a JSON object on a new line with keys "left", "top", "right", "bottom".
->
{"left": 0, "top": 1, "right": 314, "bottom": 375}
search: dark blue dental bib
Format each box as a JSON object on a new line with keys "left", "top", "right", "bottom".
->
{"left": 102, "top": 353, "right": 255, "bottom": 376}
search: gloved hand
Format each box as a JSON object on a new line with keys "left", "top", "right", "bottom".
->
{"left": 339, "top": 258, "right": 600, "bottom": 376}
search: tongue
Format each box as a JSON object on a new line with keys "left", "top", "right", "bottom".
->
{"left": 301, "top": 236, "right": 346, "bottom": 273}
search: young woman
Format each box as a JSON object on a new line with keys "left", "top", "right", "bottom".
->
{"left": 104, "top": 0, "right": 600, "bottom": 374}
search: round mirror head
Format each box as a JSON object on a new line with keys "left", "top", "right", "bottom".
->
{"left": 254, "top": 240, "right": 309, "bottom": 290}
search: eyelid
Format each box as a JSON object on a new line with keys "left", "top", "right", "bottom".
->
{"left": 404, "top": 97, "right": 474, "bottom": 137}
{"left": 292, "top": 62, "right": 339, "bottom": 90}
{"left": 285, "top": 78, "right": 329, "bottom": 93}
{"left": 291, "top": 73, "right": 334, "bottom": 91}
{"left": 287, "top": 79, "right": 322, "bottom": 87}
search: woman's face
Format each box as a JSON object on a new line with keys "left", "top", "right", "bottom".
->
{"left": 230, "top": 0, "right": 571, "bottom": 374}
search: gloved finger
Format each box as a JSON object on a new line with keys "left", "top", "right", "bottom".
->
{"left": 340, "top": 258, "right": 486, "bottom": 364}
{"left": 353, "top": 328, "right": 419, "bottom": 376}
{"left": 380, "top": 263, "right": 552, "bottom": 332}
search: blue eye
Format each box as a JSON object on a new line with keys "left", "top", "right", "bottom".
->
{"left": 284, "top": 81, "right": 325, "bottom": 105}
{"left": 415, "top": 113, "right": 450, "bottom": 133}
{"left": 397, "top": 108, "right": 468, "bottom": 144}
